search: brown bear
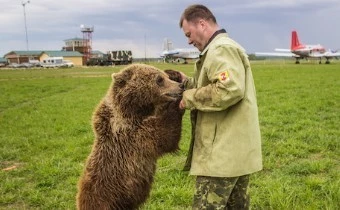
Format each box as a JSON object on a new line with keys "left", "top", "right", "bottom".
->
{"left": 76, "top": 64, "right": 184, "bottom": 210}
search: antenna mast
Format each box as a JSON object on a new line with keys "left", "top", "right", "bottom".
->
{"left": 22, "top": 0, "right": 30, "bottom": 51}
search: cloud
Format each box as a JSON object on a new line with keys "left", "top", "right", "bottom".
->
{"left": 1, "top": 0, "right": 340, "bottom": 57}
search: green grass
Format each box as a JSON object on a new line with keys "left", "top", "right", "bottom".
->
{"left": 0, "top": 62, "right": 339, "bottom": 209}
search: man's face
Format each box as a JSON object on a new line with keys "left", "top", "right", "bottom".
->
{"left": 182, "top": 19, "right": 206, "bottom": 52}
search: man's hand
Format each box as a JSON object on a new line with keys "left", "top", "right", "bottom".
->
{"left": 179, "top": 100, "right": 186, "bottom": 109}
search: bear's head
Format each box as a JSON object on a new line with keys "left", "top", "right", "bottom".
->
{"left": 111, "top": 64, "right": 183, "bottom": 119}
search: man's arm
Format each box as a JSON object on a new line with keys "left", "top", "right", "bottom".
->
{"left": 182, "top": 45, "right": 246, "bottom": 111}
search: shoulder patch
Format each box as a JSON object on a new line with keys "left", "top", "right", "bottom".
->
{"left": 218, "top": 71, "right": 229, "bottom": 82}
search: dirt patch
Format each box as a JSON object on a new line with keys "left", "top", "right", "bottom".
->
{"left": 1, "top": 161, "right": 23, "bottom": 171}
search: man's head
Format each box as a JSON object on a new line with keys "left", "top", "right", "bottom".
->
{"left": 179, "top": 4, "right": 219, "bottom": 51}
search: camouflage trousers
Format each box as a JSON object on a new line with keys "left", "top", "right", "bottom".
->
{"left": 192, "top": 175, "right": 250, "bottom": 210}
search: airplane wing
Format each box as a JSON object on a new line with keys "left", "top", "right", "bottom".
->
{"left": 307, "top": 50, "right": 340, "bottom": 58}
{"left": 255, "top": 52, "right": 297, "bottom": 57}
{"left": 324, "top": 51, "right": 340, "bottom": 58}
{"left": 162, "top": 50, "right": 180, "bottom": 56}
{"left": 160, "top": 50, "right": 180, "bottom": 58}
{"left": 275, "top": 48, "right": 291, "bottom": 52}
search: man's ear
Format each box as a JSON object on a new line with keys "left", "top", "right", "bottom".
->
{"left": 198, "top": 19, "right": 207, "bottom": 30}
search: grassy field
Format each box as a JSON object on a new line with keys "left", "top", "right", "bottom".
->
{"left": 0, "top": 62, "right": 339, "bottom": 209}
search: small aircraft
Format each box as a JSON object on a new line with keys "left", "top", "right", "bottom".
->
{"left": 255, "top": 31, "right": 340, "bottom": 64}
{"left": 160, "top": 38, "right": 200, "bottom": 64}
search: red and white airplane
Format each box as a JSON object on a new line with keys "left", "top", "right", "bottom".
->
{"left": 256, "top": 30, "right": 340, "bottom": 64}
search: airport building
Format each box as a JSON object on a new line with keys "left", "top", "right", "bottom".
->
{"left": 1, "top": 25, "right": 104, "bottom": 66}
{"left": 4, "top": 50, "right": 84, "bottom": 66}
{"left": 62, "top": 38, "right": 86, "bottom": 53}
{"left": 3, "top": 37, "right": 104, "bottom": 66}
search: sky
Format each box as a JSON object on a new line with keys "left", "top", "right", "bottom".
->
{"left": 1, "top": 0, "right": 340, "bottom": 58}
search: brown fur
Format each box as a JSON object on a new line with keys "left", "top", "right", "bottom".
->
{"left": 76, "top": 64, "right": 184, "bottom": 210}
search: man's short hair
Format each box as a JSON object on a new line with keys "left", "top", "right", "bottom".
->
{"left": 179, "top": 4, "right": 217, "bottom": 28}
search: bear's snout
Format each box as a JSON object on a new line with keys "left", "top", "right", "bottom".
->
{"left": 179, "top": 82, "right": 184, "bottom": 90}
{"left": 162, "top": 82, "right": 183, "bottom": 101}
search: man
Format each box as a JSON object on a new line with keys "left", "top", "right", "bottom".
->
{"left": 178, "top": 4, "right": 263, "bottom": 209}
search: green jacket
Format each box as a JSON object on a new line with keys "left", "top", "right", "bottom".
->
{"left": 183, "top": 32, "right": 262, "bottom": 177}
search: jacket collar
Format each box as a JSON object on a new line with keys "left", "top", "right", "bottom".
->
{"left": 201, "top": 29, "right": 227, "bottom": 55}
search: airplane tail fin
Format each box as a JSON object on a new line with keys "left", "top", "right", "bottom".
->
{"left": 291, "top": 30, "right": 302, "bottom": 50}
{"left": 163, "top": 38, "right": 174, "bottom": 51}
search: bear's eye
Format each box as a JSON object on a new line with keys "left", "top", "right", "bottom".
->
{"left": 156, "top": 76, "right": 164, "bottom": 86}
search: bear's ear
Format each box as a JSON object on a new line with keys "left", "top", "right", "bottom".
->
{"left": 113, "top": 69, "right": 133, "bottom": 87}
{"left": 164, "top": 69, "right": 182, "bottom": 83}
{"left": 111, "top": 73, "right": 116, "bottom": 80}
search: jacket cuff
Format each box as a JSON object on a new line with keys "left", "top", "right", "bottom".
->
{"left": 183, "top": 89, "right": 197, "bottom": 110}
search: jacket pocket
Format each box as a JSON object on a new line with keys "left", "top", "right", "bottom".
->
{"left": 196, "top": 113, "right": 218, "bottom": 158}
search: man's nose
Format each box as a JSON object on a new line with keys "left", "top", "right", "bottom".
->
{"left": 188, "top": 39, "right": 193, "bottom": 45}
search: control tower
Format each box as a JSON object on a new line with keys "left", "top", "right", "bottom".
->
{"left": 80, "top": 25, "right": 94, "bottom": 64}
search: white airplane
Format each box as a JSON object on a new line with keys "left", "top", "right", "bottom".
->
{"left": 160, "top": 38, "right": 200, "bottom": 64}
{"left": 255, "top": 31, "right": 340, "bottom": 64}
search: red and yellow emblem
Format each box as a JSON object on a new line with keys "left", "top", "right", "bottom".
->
{"left": 219, "top": 71, "right": 229, "bottom": 82}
